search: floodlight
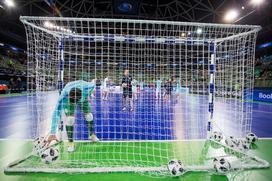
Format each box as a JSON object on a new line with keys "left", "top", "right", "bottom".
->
{"left": 224, "top": 9, "right": 239, "bottom": 22}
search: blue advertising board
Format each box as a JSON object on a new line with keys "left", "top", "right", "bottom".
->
{"left": 253, "top": 89, "right": 272, "bottom": 103}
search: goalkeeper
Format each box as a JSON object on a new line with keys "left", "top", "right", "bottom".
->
{"left": 47, "top": 80, "right": 99, "bottom": 152}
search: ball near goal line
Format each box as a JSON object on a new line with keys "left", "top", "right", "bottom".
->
{"left": 4, "top": 16, "right": 269, "bottom": 176}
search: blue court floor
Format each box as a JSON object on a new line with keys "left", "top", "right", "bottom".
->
{"left": 0, "top": 89, "right": 271, "bottom": 140}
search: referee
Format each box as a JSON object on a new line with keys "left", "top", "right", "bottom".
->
{"left": 121, "top": 69, "right": 134, "bottom": 111}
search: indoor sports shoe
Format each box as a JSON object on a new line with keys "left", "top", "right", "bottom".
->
{"left": 90, "top": 134, "right": 100, "bottom": 142}
{"left": 67, "top": 142, "right": 75, "bottom": 152}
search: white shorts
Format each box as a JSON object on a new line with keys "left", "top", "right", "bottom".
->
{"left": 102, "top": 87, "right": 109, "bottom": 92}
{"left": 132, "top": 87, "right": 137, "bottom": 93}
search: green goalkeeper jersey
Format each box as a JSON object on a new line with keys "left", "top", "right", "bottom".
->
{"left": 50, "top": 80, "right": 95, "bottom": 134}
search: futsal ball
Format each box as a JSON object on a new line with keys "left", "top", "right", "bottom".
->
{"left": 167, "top": 159, "right": 185, "bottom": 177}
{"left": 33, "top": 137, "right": 47, "bottom": 156}
{"left": 213, "top": 157, "right": 231, "bottom": 174}
{"left": 246, "top": 132, "right": 258, "bottom": 144}
{"left": 210, "top": 131, "right": 223, "bottom": 142}
{"left": 225, "top": 136, "right": 238, "bottom": 148}
{"left": 237, "top": 138, "right": 250, "bottom": 152}
{"left": 40, "top": 147, "right": 59, "bottom": 164}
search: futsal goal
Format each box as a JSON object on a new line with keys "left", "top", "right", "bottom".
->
{"left": 5, "top": 16, "right": 269, "bottom": 176}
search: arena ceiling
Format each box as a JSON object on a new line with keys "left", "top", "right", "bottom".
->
{"left": 0, "top": 0, "right": 271, "bottom": 48}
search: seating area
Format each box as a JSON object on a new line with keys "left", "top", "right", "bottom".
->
{"left": 255, "top": 55, "right": 272, "bottom": 88}
{"left": 0, "top": 48, "right": 27, "bottom": 93}
{"left": 0, "top": 45, "right": 272, "bottom": 94}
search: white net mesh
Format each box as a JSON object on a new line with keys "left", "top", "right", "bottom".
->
{"left": 5, "top": 17, "right": 269, "bottom": 176}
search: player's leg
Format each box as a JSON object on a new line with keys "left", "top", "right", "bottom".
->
{"left": 164, "top": 90, "right": 170, "bottom": 100}
{"left": 81, "top": 101, "right": 99, "bottom": 142}
{"left": 156, "top": 89, "right": 160, "bottom": 99}
{"left": 176, "top": 89, "right": 180, "bottom": 99}
{"left": 163, "top": 89, "right": 167, "bottom": 100}
{"left": 135, "top": 92, "right": 137, "bottom": 100}
{"left": 168, "top": 89, "right": 172, "bottom": 100}
{"left": 102, "top": 89, "right": 105, "bottom": 100}
{"left": 132, "top": 87, "right": 137, "bottom": 100}
{"left": 102, "top": 85, "right": 107, "bottom": 100}
{"left": 104, "top": 88, "right": 109, "bottom": 100}
{"left": 129, "top": 90, "right": 134, "bottom": 112}
{"left": 122, "top": 90, "right": 127, "bottom": 111}
{"left": 63, "top": 103, "right": 76, "bottom": 152}
{"left": 162, "top": 88, "right": 166, "bottom": 99}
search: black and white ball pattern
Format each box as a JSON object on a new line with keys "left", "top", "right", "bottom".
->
{"left": 246, "top": 133, "right": 258, "bottom": 144}
{"left": 210, "top": 131, "right": 223, "bottom": 142}
{"left": 213, "top": 157, "right": 231, "bottom": 174}
{"left": 225, "top": 136, "right": 238, "bottom": 148}
{"left": 237, "top": 138, "right": 250, "bottom": 152}
{"left": 40, "top": 147, "right": 59, "bottom": 164}
{"left": 167, "top": 159, "right": 185, "bottom": 176}
{"left": 33, "top": 137, "right": 47, "bottom": 156}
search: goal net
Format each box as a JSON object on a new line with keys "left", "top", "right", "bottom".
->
{"left": 5, "top": 16, "right": 269, "bottom": 176}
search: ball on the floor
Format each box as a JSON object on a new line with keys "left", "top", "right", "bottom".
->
{"left": 225, "top": 136, "right": 238, "bottom": 148}
{"left": 213, "top": 157, "right": 231, "bottom": 174}
{"left": 246, "top": 133, "right": 258, "bottom": 144}
{"left": 210, "top": 131, "right": 223, "bottom": 142}
{"left": 237, "top": 138, "right": 250, "bottom": 152}
{"left": 40, "top": 147, "right": 59, "bottom": 164}
{"left": 33, "top": 137, "right": 47, "bottom": 155}
{"left": 167, "top": 159, "right": 185, "bottom": 176}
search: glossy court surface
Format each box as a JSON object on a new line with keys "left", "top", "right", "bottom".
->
{"left": 0, "top": 90, "right": 271, "bottom": 181}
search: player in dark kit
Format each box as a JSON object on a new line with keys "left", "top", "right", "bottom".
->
{"left": 121, "top": 69, "right": 134, "bottom": 112}
{"left": 164, "top": 78, "right": 172, "bottom": 100}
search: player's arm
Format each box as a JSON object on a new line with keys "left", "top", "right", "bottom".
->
{"left": 47, "top": 93, "right": 67, "bottom": 145}
{"left": 50, "top": 100, "right": 63, "bottom": 134}
{"left": 129, "top": 76, "right": 133, "bottom": 86}
{"left": 82, "top": 81, "right": 96, "bottom": 101}
{"left": 87, "top": 87, "right": 95, "bottom": 102}
{"left": 122, "top": 77, "right": 127, "bottom": 87}
{"left": 47, "top": 102, "right": 62, "bottom": 144}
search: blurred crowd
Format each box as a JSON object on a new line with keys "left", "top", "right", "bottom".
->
{"left": 0, "top": 46, "right": 27, "bottom": 94}
{"left": 0, "top": 44, "right": 271, "bottom": 94}
{"left": 255, "top": 55, "right": 272, "bottom": 88}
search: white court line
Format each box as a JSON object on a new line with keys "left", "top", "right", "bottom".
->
{"left": 0, "top": 138, "right": 271, "bottom": 142}
{"left": 253, "top": 110, "right": 272, "bottom": 114}
{"left": 0, "top": 138, "right": 204, "bottom": 142}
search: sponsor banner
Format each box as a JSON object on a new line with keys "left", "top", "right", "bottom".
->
{"left": 103, "top": 86, "right": 122, "bottom": 93}
{"left": 253, "top": 89, "right": 272, "bottom": 103}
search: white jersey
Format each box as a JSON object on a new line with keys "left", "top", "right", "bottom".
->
{"left": 102, "top": 77, "right": 110, "bottom": 89}
{"left": 156, "top": 80, "right": 162, "bottom": 91}
{"left": 132, "top": 79, "right": 138, "bottom": 93}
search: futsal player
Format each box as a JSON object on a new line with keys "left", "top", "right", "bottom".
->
{"left": 140, "top": 81, "right": 144, "bottom": 92}
{"left": 155, "top": 79, "right": 162, "bottom": 99}
{"left": 175, "top": 78, "right": 182, "bottom": 98}
{"left": 122, "top": 69, "right": 134, "bottom": 111}
{"left": 47, "top": 80, "right": 99, "bottom": 152}
{"left": 102, "top": 77, "right": 110, "bottom": 101}
{"left": 164, "top": 78, "right": 172, "bottom": 100}
{"left": 132, "top": 79, "right": 138, "bottom": 100}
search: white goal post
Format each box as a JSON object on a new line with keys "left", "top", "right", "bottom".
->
{"left": 5, "top": 16, "right": 269, "bottom": 176}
